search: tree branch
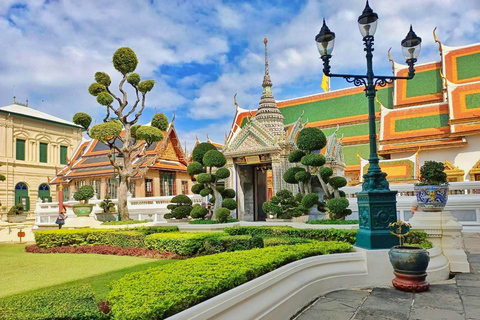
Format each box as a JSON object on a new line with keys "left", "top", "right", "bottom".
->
{"left": 105, "top": 86, "right": 122, "bottom": 107}
{"left": 125, "top": 86, "right": 141, "bottom": 123}
{"left": 131, "top": 93, "right": 147, "bottom": 125}
{"left": 118, "top": 75, "right": 128, "bottom": 114}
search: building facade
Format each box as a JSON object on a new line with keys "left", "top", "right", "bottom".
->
{"left": 0, "top": 101, "right": 83, "bottom": 213}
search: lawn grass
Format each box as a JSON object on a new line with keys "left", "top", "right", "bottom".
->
{"left": 0, "top": 243, "right": 175, "bottom": 301}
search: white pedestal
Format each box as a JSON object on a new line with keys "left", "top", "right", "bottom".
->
{"left": 410, "top": 210, "right": 470, "bottom": 273}
{"left": 63, "top": 216, "right": 103, "bottom": 229}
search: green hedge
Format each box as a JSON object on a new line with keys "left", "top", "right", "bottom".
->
{"left": 34, "top": 226, "right": 179, "bottom": 249}
{"left": 224, "top": 226, "right": 358, "bottom": 244}
{"left": 0, "top": 284, "right": 102, "bottom": 320}
{"left": 306, "top": 219, "right": 359, "bottom": 225}
{"left": 189, "top": 219, "right": 239, "bottom": 224}
{"left": 101, "top": 220, "right": 148, "bottom": 225}
{"left": 108, "top": 241, "right": 353, "bottom": 319}
{"left": 145, "top": 232, "right": 228, "bottom": 256}
{"left": 204, "top": 235, "right": 264, "bottom": 253}
{"left": 263, "top": 236, "right": 313, "bottom": 247}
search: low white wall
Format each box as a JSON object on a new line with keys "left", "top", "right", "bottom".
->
{"left": 168, "top": 246, "right": 449, "bottom": 320}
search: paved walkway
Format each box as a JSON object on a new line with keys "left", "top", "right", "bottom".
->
{"left": 295, "top": 233, "right": 480, "bottom": 320}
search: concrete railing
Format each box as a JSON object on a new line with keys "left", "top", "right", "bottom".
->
{"left": 34, "top": 194, "right": 203, "bottom": 226}
{"left": 342, "top": 181, "right": 480, "bottom": 232}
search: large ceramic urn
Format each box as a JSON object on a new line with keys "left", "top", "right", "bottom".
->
{"left": 413, "top": 185, "right": 449, "bottom": 212}
{"left": 389, "top": 245, "right": 430, "bottom": 292}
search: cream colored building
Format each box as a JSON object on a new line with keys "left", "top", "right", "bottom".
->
{"left": 0, "top": 101, "right": 83, "bottom": 213}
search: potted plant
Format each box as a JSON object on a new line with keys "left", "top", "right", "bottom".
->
{"left": 7, "top": 204, "right": 27, "bottom": 223}
{"left": 164, "top": 194, "right": 193, "bottom": 223}
{"left": 414, "top": 161, "right": 449, "bottom": 212}
{"left": 97, "top": 195, "right": 116, "bottom": 221}
{"left": 72, "top": 185, "right": 95, "bottom": 216}
{"left": 388, "top": 220, "right": 430, "bottom": 293}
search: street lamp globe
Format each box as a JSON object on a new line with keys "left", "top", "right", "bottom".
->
{"left": 401, "top": 25, "right": 422, "bottom": 60}
{"left": 315, "top": 19, "right": 336, "bottom": 56}
{"left": 357, "top": 1, "right": 378, "bottom": 38}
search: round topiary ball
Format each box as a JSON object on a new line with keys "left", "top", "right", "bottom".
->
{"left": 215, "top": 207, "right": 231, "bottom": 223}
{"left": 151, "top": 113, "right": 169, "bottom": 131}
{"left": 113, "top": 47, "right": 138, "bottom": 75}
{"left": 95, "top": 72, "right": 111, "bottom": 86}
{"left": 127, "top": 73, "right": 140, "bottom": 86}
{"left": 209, "top": 196, "right": 215, "bottom": 204}
{"left": 171, "top": 194, "right": 192, "bottom": 205}
{"left": 329, "top": 176, "right": 347, "bottom": 189}
{"left": 191, "top": 184, "right": 204, "bottom": 194}
{"left": 222, "top": 188, "right": 236, "bottom": 199}
{"left": 172, "top": 205, "right": 193, "bottom": 219}
{"left": 135, "top": 126, "right": 164, "bottom": 144}
{"left": 200, "top": 188, "right": 212, "bottom": 197}
{"left": 73, "top": 113, "right": 92, "bottom": 130}
{"left": 196, "top": 173, "right": 213, "bottom": 184}
{"left": 187, "top": 162, "right": 204, "bottom": 176}
{"left": 294, "top": 170, "right": 311, "bottom": 183}
{"left": 88, "top": 83, "right": 106, "bottom": 96}
{"left": 320, "top": 167, "right": 334, "bottom": 179}
{"left": 301, "top": 193, "right": 319, "bottom": 209}
{"left": 138, "top": 80, "right": 155, "bottom": 94}
{"left": 326, "top": 197, "right": 349, "bottom": 215}
{"left": 190, "top": 206, "right": 208, "bottom": 219}
{"left": 90, "top": 120, "right": 123, "bottom": 142}
{"left": 215, "top": 168, "right": 230, "bottom": 179}
{"left": 73, "top": 185, "right": 94, "bottom": 201}
{"left": 288, "top": 150, "right": 306, "bottom": 163}
{"left": 203, "top": 150, "right": 226, "bottom": 168}
{"left": 276, "top": 189, "right": 293, "bottom": 200}
{"left": 222, "top": 198, "right": 237, "bottom": 210}
{"left": 192, "top": 143, "right": 217, "bottom": 164}
{"left": 262, "top": 201, "right": 281, "bottom": 216}
{"left": 283, "top": 167, "right": 305, "bottom": 184}
{"left": 296, "top": 127, "right": 327, "bottom": 152}
{"left": 167, "top": 204, "right": 176, "bottom": 210}
{"left": 96, "top": 92, "right": 114, "bottom": 106}
{"left": 130, "top": 124, "right": 141, "bottom": 140}
{"left": 301, "top": 153, "right": 326, "bottom": 167}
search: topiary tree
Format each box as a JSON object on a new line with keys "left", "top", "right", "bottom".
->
{"left": 187, "top": 143, "right": 237, "bottom": 221}
{"left": 326, "top": 197, "right": 352, "bottom": 220}
{"left": 99, "top": 195, "right": 116, "bottom": 214}
{"left": 190, "top": 204, "right": 208, "bottom": 220}
{"left": 72, "top": 47, "right": 168, "bottom": 221}
{"left": 73, "top": 185, "right": 94, "bottom": 203}
{"left": 262, "top": 189, "right": 307, "bottom": 219}
{"left": 418, "top": 161, "right": 448, "bottom": 185}
{"left": 165, "top": 195, "right": 193, "bottom": 220}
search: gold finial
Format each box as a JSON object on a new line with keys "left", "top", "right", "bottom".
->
{"left": 172, "top": 111, "right": 176, "bottom": 123}
{"left": 264, "top": 36, "right": 269, "bottom": 71}
{"left": 433, "top": 27, "right": 442, "bottom": 54}
{"left": 387, "top": 47, "right": 395, "bottom": 72}
{"left": 207, "top": 134, "right": 211, "bottom": 143}
{"left": 234, "top": 93, "right": 239, "bottom": 109}
{"left": 264, "top": 36, "right": 268, "bottom": 45}
{"left": 195, "top": 134, "right": 199, "bottom": 143}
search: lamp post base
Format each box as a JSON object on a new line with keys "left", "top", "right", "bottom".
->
{"left": 356, "top": 190, "right": 398, "bottom": 249}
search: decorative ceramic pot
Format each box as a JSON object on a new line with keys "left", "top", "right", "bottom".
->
{"left": 389, "top": 245, "right": 430, "bottom": 292}
{"left": 414, "top": 185, "right": 449, "bottom": 212}
{"left": 7, "top": 215, "right": 27, "bottom": 223}
{"left": 72, "top": 204, "right": 94, "bottom": 216}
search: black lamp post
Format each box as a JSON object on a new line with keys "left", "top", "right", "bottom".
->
{"left": 316, "top": 1, "right": 422, "bottom": 249}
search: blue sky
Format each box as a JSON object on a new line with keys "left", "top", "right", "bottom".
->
{"left": 0, "top": 0, "right": 479, "bottom": 151}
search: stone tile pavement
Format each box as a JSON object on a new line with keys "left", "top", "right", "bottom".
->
{"left": 294, "top": 233, "right": 480, "bottom": 320}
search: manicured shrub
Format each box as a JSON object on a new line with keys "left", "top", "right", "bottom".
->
{"left": 72, "top": 112, "right": 92, "bottom": 129}
{"left": 263, "top": 236, "right": 312, "bottom": 247}
{"left": 204, "top": 235, "right": 264, "bottom": 254}
{"left": 222, "top": 188, "right": 236, "bottom": 199}
{"left": 200, "top": 188, "right": 212, "bottom": 197}
{"left": 108, "top": 241, "right": 352, "bottom": 319}
{"left": 302, "top": 193, "right": 319, "bottom": 209}
{"left": 113, "top": 47, "right": 138, "bottom": 74}
{"left": 306, "top": 219, "right": 359, "bottom": 225}
{"left": 262, "top": 189, "right": 303, "bottom": 219}
{"left": 329, "top": 176, "right": 347, "bottom": 189}
{"left": 189, "top": 219, "right": 239, "bottom": 224}
{"left": 0, "top": 284, "right": 102, "bottom": 320}
{"left": 283, "top": 167, "right": 304, "bottom": 184}
{"left": 320, "top": 166, "right": 333, "bottom": 180}
{"left": 296, "top": 127, "right": 327, "bottom": 152}
{"left": 151, "top": 113, "right": 169, "bottom": 131}
{"left": 326, "top": 197, "right": 350, "bottom": 219}
{"left": 222, "top": 198, "right": 237, "bottom": 210}
{"left": 129, "top": 226, "right": 179, "bottom": 235}
{"left": 196, "top": 173, "right": 213, "bottom": 184}
{"left": 192, "top": 142, "right": 217, "bottom": 164}
{"left": 191, "top": 183, "right": 204, "bottom": 194}
{"left": 288, "top": 150, "right": 306, "bottom": 163}
{"left": 145, "top": 232, "right": 226, "bottom": 256}
{"left": 127, "top": 72, "right": 140, "bottom": 86}
{"left": 301, "top": 153, "right": 326, "bottom": 167}
{"left": 294, "top": 170, "right": 311, "bottom": 183}
{"left": 135, "top": 126, "right": 164, "bottom": 144}
{"left": 101, "top": 220, "right": 147, "bottom": 225}
{"left": 216, "top": 207, "right": 231, "bottom": 223}
{"left": 215, "top": 167, "right": 230, "bottom": 179}
{"left": 187, "top": 161, "right": 204, "bottom": 176}
{"left": 190, "top": 205, "right": 208, "bottom": 219}
{"left": 203, "top": 150, "right": 227, "bottom": 168}
{"left": 73, "top": 185, "right": 94, "bottom": 202}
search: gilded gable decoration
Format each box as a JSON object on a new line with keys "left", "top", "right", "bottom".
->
{"left": 468, "top": 159, "right": 480, "bottom": 181}
{"left": 444, "top": 160, "right": 464, "bottom": 182}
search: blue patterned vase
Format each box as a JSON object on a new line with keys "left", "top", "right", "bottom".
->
{"left": 414, "top": 185, "right": 449, "bottom": 212}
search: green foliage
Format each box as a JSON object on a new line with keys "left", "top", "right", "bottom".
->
{"left": 73, "top": 185, "right": 94, "bottom": 202}
{"left": 283, "top": 167, "right": 305, "bottom": 184}
{"left": 190, "top": 206, "right": 208, "bottom": 220}
{"left": 329, "top": 176, "right": 347, "bottom": 189}
{"left": 170, "top": 206, "right": 193, "bottom": 219}
{"left": 0, "top": 173, "right": 5, "bottom": 182}
{"left": 222, "top": 189, "right": 236, "bottom": 199}
{"left": 263, "top": 236, "right": 312, "bottom": 247}
{"left": 262, "top": 189, "right": 303, "bottom": 219}
{"left": 301, "top": 153, "right": 326, "bottom": 167}
{"left": 96, "top": 91, "right": 114, "bottom": 106}
{"left": 192, "top": 142, "right": 217, "bottom": 164}
{"left": 203, "top": 150, "right": 226, "bottom": 168}
{"left": 215, "top": 167, "right": 230, "bottom": 179}
{"left": 94, "top": 71, "right": 111, "bottom": 86}
{"left": 196, "top": 173, "right": 213, "bottom": 184}
{"left": 171, "top": 195, "right": 193, "bottom": 205}
{"left": 294, "top": 170, "right": 311, "bottom": 183}
{"left": 320, "top": 166, "right": 333, "bottom": 179}
{"left": 7, "top": 204, "right": 24, "bottom": 216}
{"left": 0, "top": 284, "right": 102, "bottom": 320}
{"left": 200, "top": 188, "right": 212, "bottom": 197}
{"left": 191, "top": 184, "right": 204, "bottom": 194}
{"left": 72, "top": 112, "right": 92, "bottom": 130}
{"left": 108, "top": 241, "right": 352, "bottom": 319}
{"left": 151, "top": 113, "right": 169, "bottom": 131}
{"left": 326, "top": 197, "right": 350, "bottom": 219}
{"left": 138, "top": 80, "right": 155, "bottom": 94}
{"left": 189, "top": 219, "right": 239, "bottom": 224}
{"left": 112, "top": 47, "right": 138, "bottom": 75}
{"left": 127, "top": 73, "right": 141, "bottom": 86}
{"left": 222, "top": 198, "right": 237, "bottom": 210}
{"left": 418, "top": 161, "right": 448, "bottom": 185}
{"left": 216, "top": 207, "right": 231, "bottom": 223}
{"left": 145, "top": 232, "right": 226, "bottom": 256}
{"left": 99, "top": 195, "right": 115, "bottom": 213}
{"left": 296, "top": 127, "right": 327, "bottom": 152}
{"left": 204, "top": 235, "right": 264, "bottom": 254}
{"left": 307, "top": 219, "right": 358, "bottom": 225}
{"left": 187, "top": 162, "right": 204, "bottom": 176}
{"left": 128, "top": 226, "right": 179, "bottom": 236}
{"left": 101, "top": 220, "right": 148, "bottom": 225}
{"left": 90, "top": 120, "right": 123, "bottom": 142}
{"left": 302, "top": 193, "right": 319, "bottom": 209}
{"left": 288, "top": 150, "right": 306, "bottom": 163}
{"left": 135, "top": 126, "right": 164, "bottom": 144}
{"left": 167, "top": 195, "right": 193, "bottom": 219}
{"left": 130, "top": 124, "right": 141, "bottom": 139}
{"left": 88, "top": 82, "right": 106, "bottom": 96}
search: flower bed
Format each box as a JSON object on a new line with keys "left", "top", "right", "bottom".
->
{"left": 189, "top": 219, "right": 239, "bottom": 224}
{"left": 0, "top": 284, "right": 102, "bottom": 320}
{"left": 108, "top": 241, "right": 352, "bottom": 319}
{"left": 101, "top": 220, "right": 149, "bottom": 225}
{"left": 306, "top": 219, "right": 359, "bottom": 225}
{"left": 25, "top": 244, "right": 179, "bottom": 259}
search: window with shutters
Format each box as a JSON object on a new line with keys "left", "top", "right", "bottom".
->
{"left": 16, "top": 139, "right": 26, "bottom": 160}
{"left": 160, "top": 172, "right": 175, "bottom": 196}
{"left": 60, "top": 146, "right": 68, "bottom": 165}
{"left": 39, "top": 143, "right": 48, "bottom": 163}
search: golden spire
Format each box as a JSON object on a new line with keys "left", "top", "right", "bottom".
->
{"left": 387, "top": 47, "right": 395, "bottom": 72}
{"left": 207, "top": 134, "right": 211, "bottom": 143}
{"left": 433, "top": 27, "right": 442, "bottom": 54}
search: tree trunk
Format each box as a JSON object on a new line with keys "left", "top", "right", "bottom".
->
{"left": 117, "top": 178, "right": 130, "bottom": 220}
{"left": 333, "top": 188, "right": 340, "bottom": 198}
{"left": 298, "top": 182, "right": 304, "bottom": 195}
{"left": 212, "top": 186, "right": 223, "bottom": 221}
{"left": 315, "top": 172, "right": 331, "bottom": 199}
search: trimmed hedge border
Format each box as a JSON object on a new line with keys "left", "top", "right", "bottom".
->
{"left": 0, "top": 284, "right": 102, "bottom": 320}
{"left": 189, "top": 219, "right": 239, "bottom": 224}
{"left": 108, "top": 241, "right": 353, "bottom": 319}
{"left": 306, "top": 219, "right": 359, "bottom": 225}
{"left": 101, "top": 220, "right": 148, "bottom": 225}
{"left": 204, "top": 235, "right": 264, "bottom": 253}
{"left": 263, "top": 236, "right": 313, "bottom": 247}
{"left": 145, "top": 232, "right": 228, "bottom": 256}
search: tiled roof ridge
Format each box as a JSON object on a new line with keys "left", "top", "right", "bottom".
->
{"left": 0, "top": 103, "right": 81, "bottom": 128}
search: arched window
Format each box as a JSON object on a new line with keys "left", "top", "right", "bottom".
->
{"left": 38, "top": 183, "right": 51, "bottom": 202}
